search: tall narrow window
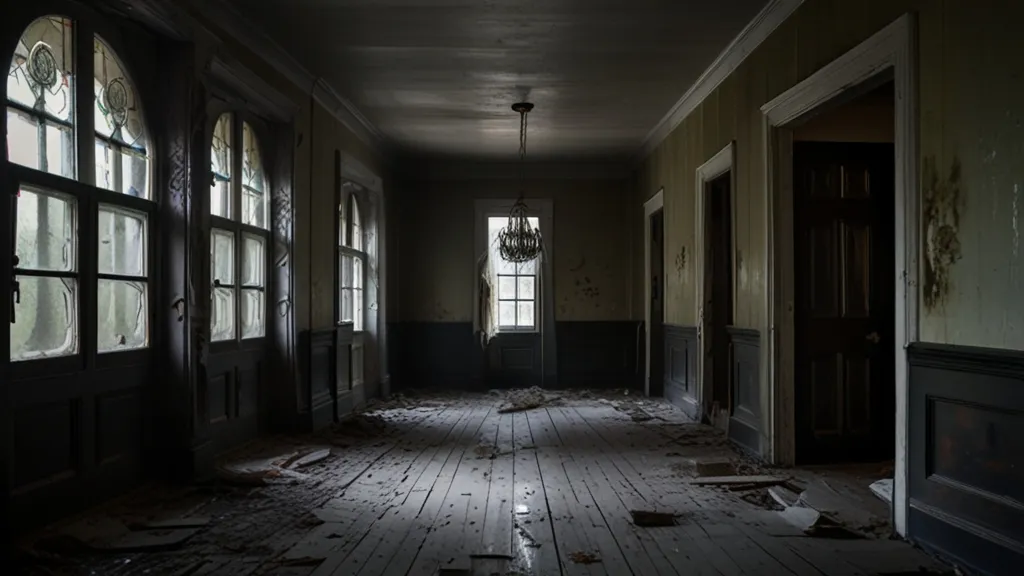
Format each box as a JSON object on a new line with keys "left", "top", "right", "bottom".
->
{"left": 338, "top": 184, "right": 366, "bottom": 332}
{"left": 209, "top": 113, "right": 269, "bottom": 342}
{"left": 7, "top": 19, "right": 154, "bottom": 362}
{"left": 488, "top": 216, "right": 539, "bottom": 331}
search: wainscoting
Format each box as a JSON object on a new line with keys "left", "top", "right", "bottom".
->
{"left": 556, "top": 321, "right": 644, "bottom": 390}
{"left": 301, "top": 324, "right": 358, "bottom": 430}
{"left": 388, "top": 321, "right": 643, "bottom": 391}
{"left": 727, "top": 327, "right": 761, "bottom": 455}
{"left": 663, "top": 324, "right": 700, "bottom": 418}
{"left": 908, "top": 343, "right": 1024, "bottom": 576}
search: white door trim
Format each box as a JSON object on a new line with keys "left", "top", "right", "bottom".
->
{"left": 760, "top": 13, "right": 918, "bottom": 536}
{"left": 643, "top": 188, "right": 665, "bottom": 397}
{"left": 695, "top": 142, "right": 737, "bottom": 415}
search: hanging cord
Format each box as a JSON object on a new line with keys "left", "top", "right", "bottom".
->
{"left": 518, "top": 106, "right": 528, "bottom": 197}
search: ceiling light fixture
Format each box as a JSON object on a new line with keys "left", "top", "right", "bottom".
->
{"left": 498, "top": 102, "right": 543, "bottom": 263}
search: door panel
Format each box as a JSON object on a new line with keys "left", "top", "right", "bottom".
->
{"left": 487, "top": 332, "right": 542, "bottom": 389}
{"left": 794, "top": 141, "right": 895, "bottom": 464}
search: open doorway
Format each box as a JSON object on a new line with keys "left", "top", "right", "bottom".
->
{"left": 791, "top": 81, "right": 897, "bottom": 465}
{"left": 649, "top": 209, "right": 665, "bottom": 396}
{"left": 703, "top": 172, "right": 734, "bottom": 428}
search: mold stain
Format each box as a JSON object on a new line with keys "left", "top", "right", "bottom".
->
{"left": 922, "top": 156, "right": 964, "bottom": 311}
{"left": 674, "top": 245, "right": 688, "bottom": 277}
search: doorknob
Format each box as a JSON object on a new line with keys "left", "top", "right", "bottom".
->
{"left": 866, "top": 331, "right": 881, "bottom": 344}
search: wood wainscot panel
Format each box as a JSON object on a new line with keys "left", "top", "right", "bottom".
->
{"left": 727, "top": 327, "right": 761, "bottom": 456}
{"left": 908, "top": 343, "right": 1024, "bottom": 575}
{"left": 388, "top": 322, "right": 480, "bottom": 390}
{"left": 337, "top": 324, "right": 355, "bottom": 418}
{"left": 664, "top": 324, "right": 699, "bottom": 418}
{"left": 556, "top": 321, "right": 644, "bottom": 390}
{"left": 195, "top": 347, "right": 265, "bottom": 476}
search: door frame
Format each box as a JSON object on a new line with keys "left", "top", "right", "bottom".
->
{"left": 760, "top": 13, "right": 918, "bottom": 536}
{"left": 695, "top": 142, "right": 737, "bottom": 416}
{"left": 643, "top": 188, "right": 664, "bottom": 397}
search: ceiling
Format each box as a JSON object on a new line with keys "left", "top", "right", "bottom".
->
{"left": 228, "top": 0, "right": 769, "bottom": 160}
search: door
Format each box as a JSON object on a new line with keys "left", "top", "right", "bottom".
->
{"left": 794, "top": 142, "right": 896, "bottom": 464}
{"left": 707, "top": 174, "right": 733, "bottom": 416}
{"left": 649, "top": 210, "right": 664, "bottom": 396}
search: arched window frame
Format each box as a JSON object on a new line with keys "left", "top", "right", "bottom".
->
{"left": 3, "top": 8, "right": 157, "bottom": 373}
{"left": 206, "top": 106, "right": 272, "bottom": 347}
{"left": 336, "top": 175, "right": 367, "bottom": 333}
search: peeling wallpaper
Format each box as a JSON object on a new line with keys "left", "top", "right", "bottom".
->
{"left": 634, "top": 0, "right": 1024, "bottom": 350}
{"left": 394, "top": 177, "right": 632, "bottom": 323}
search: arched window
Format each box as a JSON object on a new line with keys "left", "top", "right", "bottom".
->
{"left": 338, "top": 181, "right": 365, "bottom": 332}
{"left": 7, "top": 17, "right": 154, "bottom": 362}
{"left": 209, "top": 113, "right": 269, "bottom": 342}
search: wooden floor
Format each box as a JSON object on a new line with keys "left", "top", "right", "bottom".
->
{"left": 21, "top": 393, "right": 950, "bottom": 576}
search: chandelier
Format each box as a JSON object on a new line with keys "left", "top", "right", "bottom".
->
{"left": 498, "top": 102, "right": 544, "bottom": 263}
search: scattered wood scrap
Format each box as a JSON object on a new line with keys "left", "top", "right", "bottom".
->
{"left": 692, "top": 475, "right": 789, "bottom": 488}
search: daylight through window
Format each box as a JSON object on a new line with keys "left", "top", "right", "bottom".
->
{"left": 209, "top": 113, "right": 270, "bottom": 342}
{"left": 7, "top": 17, "right": 153, "bottom": 361}
{"left": 488, "top": 216, "right": 539, "bottom": 330}
{"left": 338, "top": 182, "right": 365, "bottom": 332}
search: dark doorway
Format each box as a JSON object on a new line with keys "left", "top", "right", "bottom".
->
{"left": 649, "top": 209, "right": 664, "bottom": 396}
{"left": 703, "top": 173, "right": 734, "bottom": 425}
{"left": 793, "top": 141, "right": 896, "bottom": 464}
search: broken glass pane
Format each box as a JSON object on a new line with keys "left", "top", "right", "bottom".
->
{"left": 97, "top": 279, "right": 147, "bottom": 352}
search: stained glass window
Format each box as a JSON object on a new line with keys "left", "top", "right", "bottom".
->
{"left": 93, "top": 36, "right": 148, "bottom": 198}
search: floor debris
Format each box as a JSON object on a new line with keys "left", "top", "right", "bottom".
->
{"left": 692, "top": 459, "right": 737, "bottom": 477}
{"left": 630, "top": 510, "right": 679, "bottom": 527}
{"left": 870, "top": 478, "right": 894, "bottom": 505}
{"left": 568, "top": 551, "right": 602, "bottom": 564}
{"left": 496, "top": 387, "right": 560, "bottom": 413}
{"left": 692, "top": 475, "right": 790, "bottom": 488}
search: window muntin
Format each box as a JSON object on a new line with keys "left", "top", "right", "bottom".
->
{"left": 7, "top": 16, "right": 154, "bottom": 362}
{"left": 208, "top": 113, "right": 270, "bottom": 342}
{"left": 488, "top": 216, "right": 539, "bottom": 331}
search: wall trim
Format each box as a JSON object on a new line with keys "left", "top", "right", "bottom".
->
{"left": 694, "top": 141, "right": 737, "bottom": 413}
{"left": 760, "top": 13, "right": 918, "bottom": 537}
{"left": 643, "top": 188, "right": 665, "bottom": 397}
{"left": 635, "top": 0, "right": 805, "bottom": 163}
{"left": 187, "top": 0, "right": 387, "bottom": 154}
{"left": 340, "top": 151, "right": 384, "bottom": 195}
{"left": 208, "top": 53, "right": 298, "bottom": 123}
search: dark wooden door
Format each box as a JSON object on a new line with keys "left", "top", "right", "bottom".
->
{"left": 708, "top": 175, "right": 733, "bottom": 412}
{"left": 488, "top": 333, "right": 542, "bottom": 389}
{"left": 649, "top": 210, "right": 664, "bottom": 396}
{"left": 794, "top": 142, "right": 896, "bottom": 464}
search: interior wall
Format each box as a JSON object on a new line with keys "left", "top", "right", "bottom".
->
{"left": 635, "top": 0, "right": 1024, "bottom": 350}
{"left": 391, "top": 173, "right": 641, "bottom": 389}
{"left": 397, "top": 177, "right": 632, "bottom": 322}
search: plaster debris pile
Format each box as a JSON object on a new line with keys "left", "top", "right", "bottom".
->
{"left": 495, "top": 386, "right": 563, "bottom": 413}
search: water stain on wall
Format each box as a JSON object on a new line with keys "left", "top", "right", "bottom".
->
{"left": 674, "top": 245, "right": 688, "bottom": 278}
{"left": 922, "top": 155, "right": 964, "bottom": 311}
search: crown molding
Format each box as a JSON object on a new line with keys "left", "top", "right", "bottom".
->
{"left": 186, "top": 0, "right": 387, "bottom": 155}
{"left": 635, "top": 0, "right": 805, "bottom": 165}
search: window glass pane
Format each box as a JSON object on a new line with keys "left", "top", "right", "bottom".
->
{"left": 98, "top": 204, "right": 146, "bottom": 277}
{"left": 16, "top": 186, "right": 76, "bottom": 272}
{"left": 97, "top": 279, "right": 147, "bottom": 352}
{"left": 338, "top": 198, "right": 347, "bottom": 245}
{"left": 242, "top": 122, "right": 266, "bottom": 228}
{"left": 6, "top": 109, "right": 75, "bottom": 178}
{"left": 211, "top": 113, "right": 232, "bottom": 217}
{"left": 242, "top": 234, "right": 265, "bottom": 287}
{"left": 7, "top": 17, "right": 75, "bottom": 121}
{"left": 211, "top": 287, "right": 235, "bottom": 342}
{"left": 96, "top": 138, "right": 113, "bottom": 189}
{"left": 211, "top": 229, "right": 234, "bottom": 285}
{"left": 498, "top": 276, "right": 516, "bottom": 300}
{"left": 498, "top": 301, "right": 516, "bottom": 327}
{"left": 353, "top": 256, "right": 363, "bottom": 290}
{"left": 93, "top": 36, "right": 145, "bottom": 148}
{"left": 120, "top": 148, "right": 147, "bottom": 198}
{"left": 6, "top": 108, "right": 41, "bottom": 168}
{"left": 517, "top": 301, "right": 535, "bottom": 328}
{"left": 241, "top": 288, "right": 264, "bottom": 339}
{"left": 350, "top": 196, "right": 362, "bottom": 251}
{"left": 340, "top": 287, "right": 353, "bottom": 323}
{"left": 340, "top": 253, "right": 353, "bottom": 289}
{"left": 518, "top": 258, "right": 537, "bottom": 274}
{"left": 11, "top": 276, "right": 78, "bottom": 361}
{"left": 353, "top": 289, "right": 364, "bottom": 332}
{"left": 517, "top": 276, "right": 535, "bottom": 300}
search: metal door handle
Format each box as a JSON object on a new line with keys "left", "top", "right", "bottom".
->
{"left": 866, "top": 331, "right": 881, "bottom": 344}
